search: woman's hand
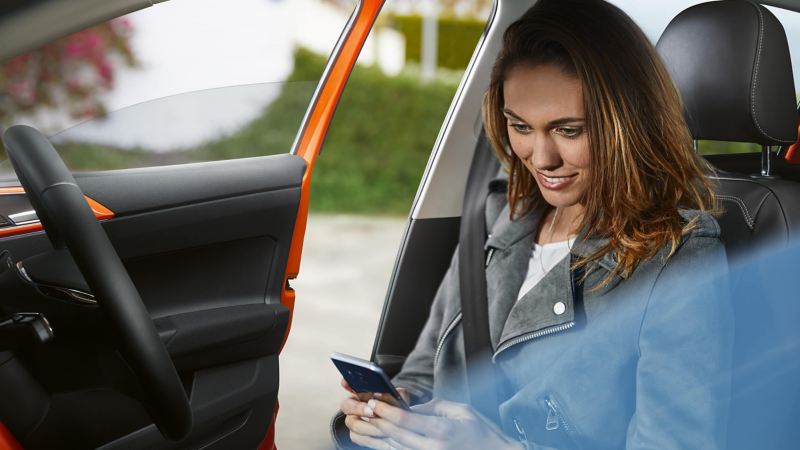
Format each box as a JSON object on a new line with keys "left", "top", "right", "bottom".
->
{"left": 367, "top": 398, "right": 525, "bottom": 450}
{"left": 339, "top": 379, "right": 411, "bottom": 449}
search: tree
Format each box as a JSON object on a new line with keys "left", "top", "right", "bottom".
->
{"left": 0, "top": 18, "right": 138, "bottom": 124}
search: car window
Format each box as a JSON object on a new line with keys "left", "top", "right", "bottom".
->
{"left": 0, "top": 0, "right": 352, "bottom": 176}
{"left": 304, "top": 0, "right": 491, "bottom": 215}
{"left": 608, "top": 0, "right": 800, "bottom": 156}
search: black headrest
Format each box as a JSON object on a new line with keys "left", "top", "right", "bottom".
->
{"left": 657, "top": 0, "right": 796, "bottom": 145}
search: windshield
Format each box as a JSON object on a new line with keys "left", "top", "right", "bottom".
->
{"left": 0, "top": 0, "right": 352, "bottom": 177}
{"left": 0, "top": 80, "right": 316, "bottom": 177}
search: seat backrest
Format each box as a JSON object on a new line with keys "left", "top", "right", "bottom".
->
{"left": 712, "top": 173, "right": 800, "bottom": 260}
{"left": 657, "top": 3, "right": 800, "bottom": 449}
{"left": 658, "top": 0, "right": 800, "bottom": 261}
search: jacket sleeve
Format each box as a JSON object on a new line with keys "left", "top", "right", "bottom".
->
{"left": 625, "top": 236, "right": 734, "bottom": 449}
{"left": 391, "top": 247, "right": 461, "bottom": 405}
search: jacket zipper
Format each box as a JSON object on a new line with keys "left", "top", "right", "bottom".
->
{"left": 544, "top": 396, "right": 584, "bottom": 450}
{"left": 513, "top": 418, "right": 529, "bottom": 448}
{"left": 492, "top": 321, "right": 575, "bottom": 362}
{"left": 433, "top": 312, "right": 462, "bottom": 366}
{"left": 493, "top": 258, "right": 580, "bottom": 361}
{"left": 545, "top": 398, "right": 572, "bottom": 432}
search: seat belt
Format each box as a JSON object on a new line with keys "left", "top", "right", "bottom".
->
{"left": 459, "top": 131, "right": 502, "bottom": 424}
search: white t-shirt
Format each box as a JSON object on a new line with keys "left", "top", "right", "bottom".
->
{"left": 516, "top": 238, "right": 576, "bottom": 301}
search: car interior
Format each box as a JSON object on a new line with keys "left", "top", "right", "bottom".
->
{"left": 0, "top": 0, "right": 382, "bottom": 449}
{"left": 366, "top": 0, "right": 800, "bottom": 448}
{"left": 1, "top": 147, "right": 304, "bottom": 448}
{"left": 2, "top": 0, "right": 800, "bottom": 449}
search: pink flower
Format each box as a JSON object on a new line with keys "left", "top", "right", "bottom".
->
{"left": 64, "top": 31, "right": 103, "bottom": 58}
{"left": 112, "top": 18, "right": 134, "bottom": 34}
{"left": 4, "top": 55, "right": 29, "bottom": 76}
{"left": 97, "top": 60, "right": 113, "bottom": 86}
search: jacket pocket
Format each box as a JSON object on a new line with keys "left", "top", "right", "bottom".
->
{"left": 542, "top": 394, "right": 584, "bottom": 450}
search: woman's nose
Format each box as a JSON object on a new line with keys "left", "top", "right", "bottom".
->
{"left": 531, "top": 134, "right": 562, "bottom": 170}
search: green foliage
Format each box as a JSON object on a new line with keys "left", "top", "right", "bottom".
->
{"left": 190, "top": 81, "right": 318, "bottom": 161}
{"left": 27, "top": 48, "right": 456, "bottom": 216}
{"left": 288, "top": 48, "right": 458, "bottom": 214}
{"left": 57, "top": 142, "right": 152, "bottom": 170}
{"left": 697, "top": 140, "right": 760, "bottom": 155}
{"left": 176, "top": 47, "right": 457, "bottom": 215}
{"left": 392, "top": 15, "right": 485, "bottom": 70}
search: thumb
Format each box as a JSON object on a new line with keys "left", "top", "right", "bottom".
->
{"left": 396, "top": 387, "right": 411, "bottom": 405}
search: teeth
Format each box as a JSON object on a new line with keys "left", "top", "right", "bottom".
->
{"left": 543, "top": 176, "right": 571, "bottom": 184}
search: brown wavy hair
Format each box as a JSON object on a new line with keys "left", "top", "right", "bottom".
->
{"left": 483, "top": 0, "right": 717, "bottom": 284}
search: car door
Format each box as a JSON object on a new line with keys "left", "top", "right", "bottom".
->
{"left": 0, "top": 0, "right": 384, "bottom": 449}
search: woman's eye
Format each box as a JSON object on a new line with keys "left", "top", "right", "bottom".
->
{"left": 509, "top": 123, "right": 532, "bottom": 134}
{"left": 554, "top": 126, "right": 584, "bottom": 138}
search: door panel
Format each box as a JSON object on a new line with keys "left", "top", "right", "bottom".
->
{"left": 75, "top": 155, "right": 306, "bottom": 215}
{"left": 0, "top": 187, "right": 113, "bottom": 239}
{"left": 0, "top": 153, "right": 304, "bottom": 449}
{"left": 0, "top": 0, "right": 388, "bottom": 446}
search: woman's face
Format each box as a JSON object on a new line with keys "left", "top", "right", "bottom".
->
{"left": 502, "top": 63, "right": 591, "bottom": 210}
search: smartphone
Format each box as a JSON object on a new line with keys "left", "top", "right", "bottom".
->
{"left": 331, "top": 352, "right": 410, "bottom": 410}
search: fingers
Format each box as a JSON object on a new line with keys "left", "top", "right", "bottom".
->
{"left": 344, "top": 413, "right": 386, "bottom": 438}
{"left": 412, "top": 398, "right": 474, "bottom": 419}
{"left": 349, "top": 432, "right": 393, "bottom": 450}
{"left": 396, "top": 387, "right": 412, "bottom": 405}
{"left": 341, "top": 397, "right": 393, "bottom": 436}
{"left": 350, "top": 433, "right": 414, "bottom": 450}
{"left": 411, "top": 399, "right": 512, "bottom": 443}
{"left": 369, "top": 416, "right": 437, "bottom": 450}
{"left": 340, "top": 397, "right": 376, "bottom": 418}
{"left": 369, "top": 399, "right": 451, "bottom": 439}
{"left": 372, "top": 392, "right": 406, "bottom": 409}
{"left": 341, "top": 379, "right": 381, "bottom": 402}
{"left": 341, "top": 378, "right": 355, "bottom": 394}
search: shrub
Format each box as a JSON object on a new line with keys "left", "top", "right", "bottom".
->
{"left": 391, "top": 15, "right": 485, "bottom": 70}
{"left": 176, "top": 47, "right": 460, "bottom": 215}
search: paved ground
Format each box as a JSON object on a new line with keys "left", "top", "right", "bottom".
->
{"left": 275, "top": 214, "right": 407, "bottom": 450}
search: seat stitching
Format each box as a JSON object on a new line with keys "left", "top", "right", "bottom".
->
{"left": 710, "top": 175, "right": 791, "bottom": 235}
{"left": 748, "top": 2, "right": 782, "bottom": 142}
{"left": 716, "top": 194, "right": 755, "bottom": 229}
{"left": 752, "top": 191, "right": 773, "bottom": 223}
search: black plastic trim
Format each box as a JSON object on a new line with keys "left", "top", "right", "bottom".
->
{"left": 98, "top": 354, "right": 280, "bottom": 450}
{"left": 371, "top": 217, "right": 460, "bottom": 375}
{"left": 72, "top": 154, "right": 306, "bottom": 216}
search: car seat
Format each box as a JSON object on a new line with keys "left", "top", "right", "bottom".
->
{"left": 657, "top": 2, "right": 800, "bottom": 449}
{"left": 657, "top": 0, "right": 800, "bottom": 260}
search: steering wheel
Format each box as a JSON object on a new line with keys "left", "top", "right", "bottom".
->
{"left": 2, "top": 125, "right": 192, "bottom": 441}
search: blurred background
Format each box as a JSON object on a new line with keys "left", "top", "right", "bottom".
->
{"left": 2, "top": 0, "right": 800, "bottom": 448}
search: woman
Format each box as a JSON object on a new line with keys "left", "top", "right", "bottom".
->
{"left": 340, "top": 0, "right": 732, "bottom": 448}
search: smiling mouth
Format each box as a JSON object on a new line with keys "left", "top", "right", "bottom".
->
{"left": 536, "top": 172, "right": 578, "bottom": 190}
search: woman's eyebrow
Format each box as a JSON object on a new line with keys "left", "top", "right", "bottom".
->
{"left": 547, "top": 117, "right": 585, "bottom": 126}
{"left": 502, "top": 109, "right": 584, "bottom": 126}
{"left": 502, "top": 109, "right": 527, "bottom": 122}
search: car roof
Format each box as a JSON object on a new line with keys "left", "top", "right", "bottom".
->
{"left": 3, "top": 0, "right": 800, "bottom": 63}
{"left": 0, "top": 0, "right": 168, "bottom": 62}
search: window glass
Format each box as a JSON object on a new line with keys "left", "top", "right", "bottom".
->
{"left": 305, "top": 0, "right": 491, "bottom": 215}
{"left": 0, "top": 0, "right": 352, "bottom": 176}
